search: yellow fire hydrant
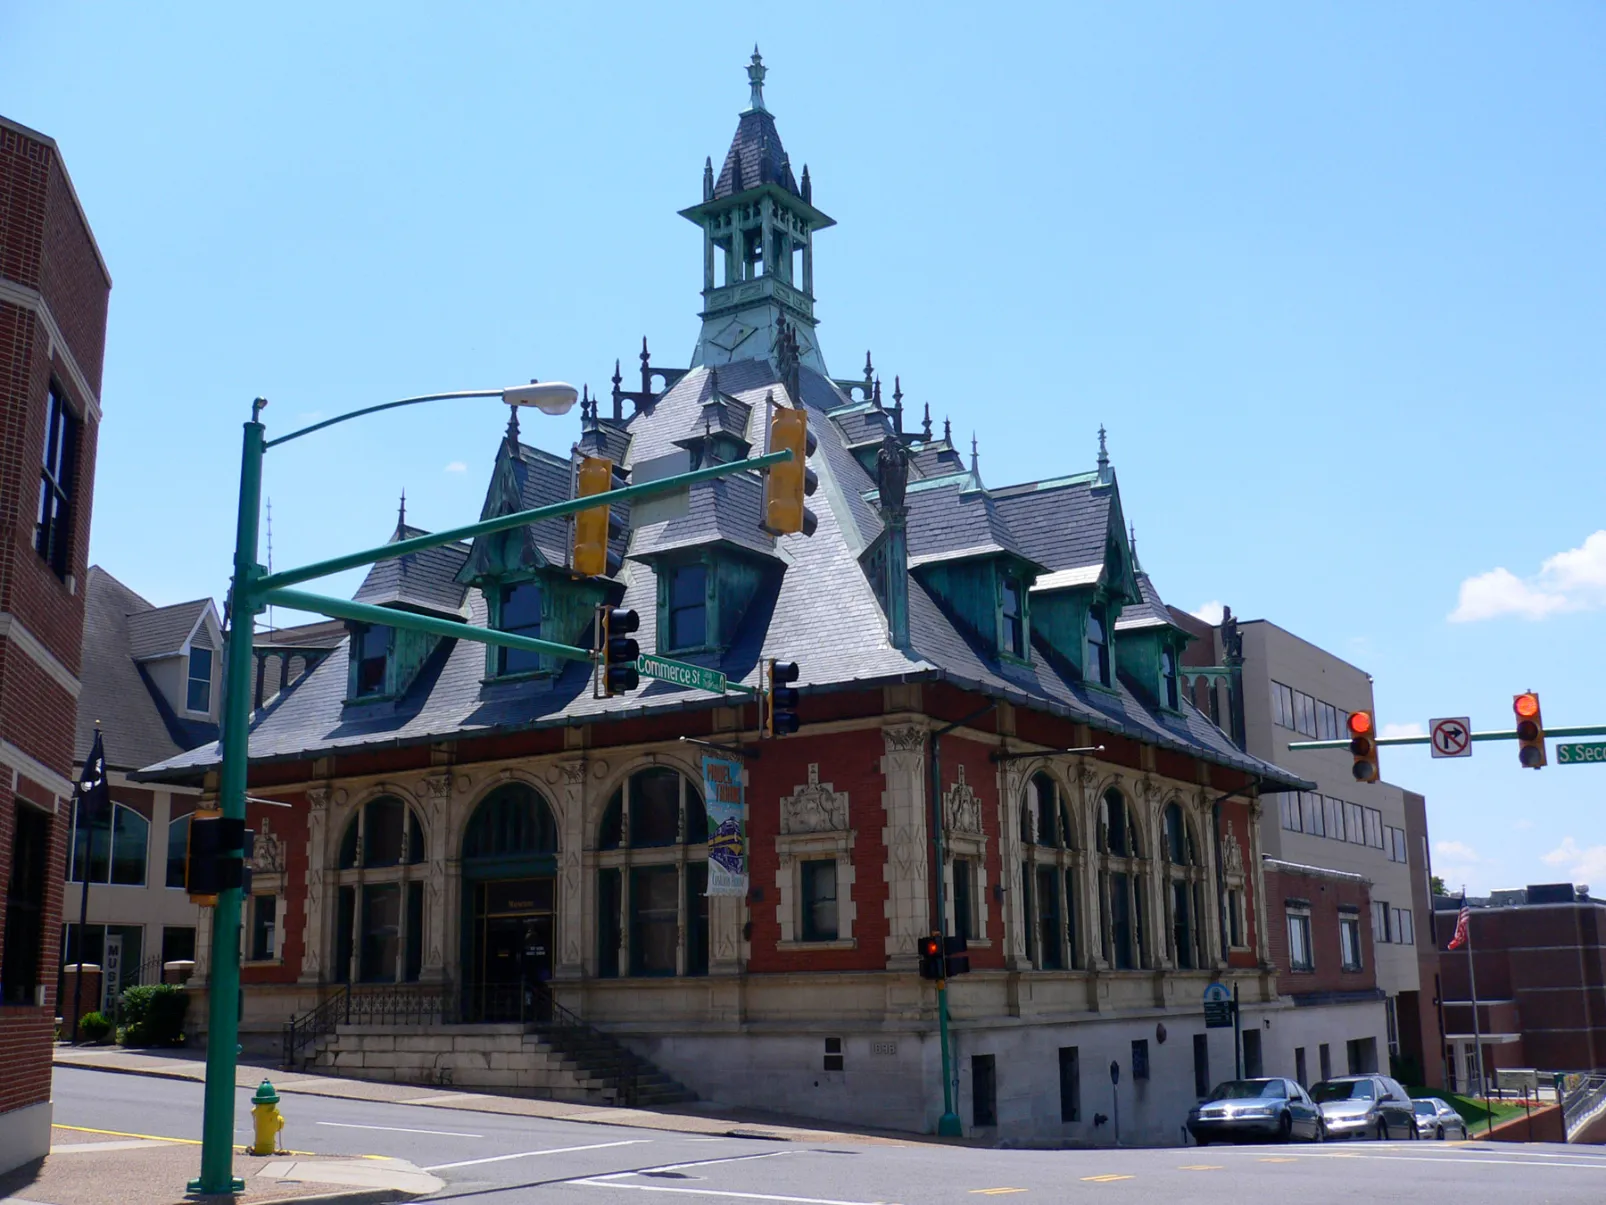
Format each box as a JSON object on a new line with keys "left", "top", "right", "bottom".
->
{"left": 249, "top": 1079, "right": 284, "bottom": 1155}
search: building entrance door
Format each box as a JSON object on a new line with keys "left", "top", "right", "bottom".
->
{"left": 467, "top": 876, "right": 554, "bottom": 1021}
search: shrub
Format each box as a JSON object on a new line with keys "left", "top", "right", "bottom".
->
{"left": 118, "top": 984, "right": 188, "bottom": 1047}
{"left": 77, "top": 1011, "right": 112, "bottom": 1043}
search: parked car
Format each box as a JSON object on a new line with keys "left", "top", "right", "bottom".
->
{"left": 1412, "top": 1097, "right": 1469, "bottom": 1140}
{"left": 1187, "top": 1078, "right": 1326, "bottom": 1145}
{"left": 1310, "top": 1075, "right": 1418, "bottom": 1140}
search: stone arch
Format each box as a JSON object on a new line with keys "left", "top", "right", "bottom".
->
{"left": 335, "top": 785, "right": 428, "bottom": 870}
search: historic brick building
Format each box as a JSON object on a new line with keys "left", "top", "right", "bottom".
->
{"left": 141, "top": 56, "right": 1309, "bottom": 1142}
{"left": 0, "top": 115, "right": 110, "bottom": 1174}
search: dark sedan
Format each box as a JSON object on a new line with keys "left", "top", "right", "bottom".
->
{"left": 1187, "top": 1078, "right": 1326, "bottom": 1145}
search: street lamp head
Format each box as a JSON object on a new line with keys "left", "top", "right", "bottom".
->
{"left": 503, "top": 382, "right": 579, "bottom": 416}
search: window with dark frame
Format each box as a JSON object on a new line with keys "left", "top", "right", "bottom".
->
{"left": 250, "top": 895, "right": 278, "bottom": 961}
{"left": 668, "top": 563, "right": 708, "bottom": 650}
{"left": 1340, "top": 913, "right": 1363, "bottom": 970}
{"left": 1287, "top": 910, "right": 1314, "bottom": 971}
{"left": 801, "top": 859, "right": 839, "bottom": 942}
{"left": 823, "top": 1036, "right": 844, "bottom": 1072}
{"left": 1059, "top": 1046, "right": 1081, "bottom": 1121}
{"left": 952, "top": 858, "right": 975, "bottom": 942}
{"left": 971, "top": 1054, "right": 997, "bottom": 1127}
{"left": 1085, "top": 610, "right": 1110, "bottom": 685}
{"left": 70, "top": 801, "right": 149, "bottom": 887}
{"left": 1001, "top": 576, "right": 1026, "bottom": 659}
{"left": 497, "top": 581, "right": 544, "bottom": 675}
{"left": 1193, "top": 1033, "right": 1211, "bottom": 1098}
{"left": 3, "top": 803, "right": 50, "bottom": 1004}
{"left": 1131, "top": 1038, "right": 1150, "bottom": 1080}
{"left": 35, "top": 382, "right": 77, "bottom": 578}
{"left": 186, "top": 646, "right": 213, "bottom": 712}
{"left": 354, "top": 624, "right": 390, "bottom": 697}
{"left": 1161, "top": 647, "right": 1179, "bottom": 709}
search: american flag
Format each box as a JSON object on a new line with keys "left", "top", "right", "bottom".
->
{"left": 1446, "top": 897, "right": 1471, "bottom": 950}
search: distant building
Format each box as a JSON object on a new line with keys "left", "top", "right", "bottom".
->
{"left": 1172, "top": 609, "right": 1444, "bottom": 1087}
{"left": 1435, "top": 885, "right": 1606, "bottom": 1088}
{"left": 0, "top": 115, "right": 110, "bottom": 1175}
{"left": 60, "top": 567, "right": 220, "bottom": 998}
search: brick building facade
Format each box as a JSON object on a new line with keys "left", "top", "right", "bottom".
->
{"left": 0, "top": 115, "right": 110, "bottom": 1175}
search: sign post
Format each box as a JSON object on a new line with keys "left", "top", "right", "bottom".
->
{"left": 1202, "top": 981, "right": 1234, "bottom": 1029}
{"left": 1429, "top": 717, "right": 1473, "bottom": 759}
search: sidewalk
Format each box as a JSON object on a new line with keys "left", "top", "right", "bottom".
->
{"left": 0, "top": 1122, "right": 440, "bottom": 1205}
{"left": 53, "top": 1044, "right": 919, "bottom": 1148}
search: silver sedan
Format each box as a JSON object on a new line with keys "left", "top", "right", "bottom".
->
{"left": 1412, "top": 1098, "right": 1469, "bottom": 1140}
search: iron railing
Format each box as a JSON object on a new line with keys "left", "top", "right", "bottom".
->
{"left": 1561, "top": 1072, "right": 1606, "bottom": 1141}
{"left": 524, "top": 983, "right": 647, "bottom": 1107}
{"left": 281, "top": 984, "right": 350, "bottom": 1068}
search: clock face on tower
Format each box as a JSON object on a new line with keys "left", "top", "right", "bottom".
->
{"left": 708, "top": 319, "right": 756, "bottom": 354}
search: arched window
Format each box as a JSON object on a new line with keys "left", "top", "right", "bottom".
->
{"left": 166, "top": 814, "right": 191, "bottom": 889}
{"left": 1164, "top": 801, "right": 1208, "bottom": 970}
{"left": 70, "top": 801, "right": 148, "bottom": 886}
{"left": 1097, "top": 788, "right": 1147, "bottom": 970}
{"left": 595, "top": 767, "right": 708, "bottom": 979}
{"left": 1020, "top": 773, "right": 1081, "bottom": 970}
{"left": 332, "top": 796, "right": 427, "bottom": 984}
{"left": 464, "top": 783, "right": 557, "bottom": 859}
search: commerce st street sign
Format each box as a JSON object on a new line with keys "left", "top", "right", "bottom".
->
{"left": 1556, "top": 742, "right": 1606, "bottom": 765}
{"left": 636, "top": 653, "right": 727, "bottom": 696}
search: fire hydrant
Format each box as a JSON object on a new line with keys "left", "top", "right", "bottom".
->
{"left": 249, "top": 1079, "right": 284, "bottom": 1155}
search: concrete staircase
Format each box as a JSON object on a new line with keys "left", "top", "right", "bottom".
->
{"left": 311, "top": 1022, "right": 696, "bottom": 1107}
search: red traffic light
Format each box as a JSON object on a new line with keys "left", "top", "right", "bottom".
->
{"left": 1347, "top": 710, "right": 1379, "bottom": 783}
{"left": 1513, "top": 691, "right": 1546, "bottom": 769}
{"left": 1347, "top": 711, "right": 1373, "bottom": 737}
{"left": 919, "top": 936, "right": 941, "bottom": 958}
{"left": 1514, "top": 693, "right": 1540, "bottom": 719}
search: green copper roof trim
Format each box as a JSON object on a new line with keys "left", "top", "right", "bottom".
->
{"left": 678, "top": 182, "right": 836, "bottom": 230}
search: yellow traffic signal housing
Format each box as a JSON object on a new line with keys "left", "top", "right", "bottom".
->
{"left": 186, "top": 807, "right": 223, "bottom": 906}
{"left": 572, "top": 456, "right": 614, "bottom": 576}
{"left": 1347, "top": 711, "right": 1379, "bottom": 783}
{"left": 1514, "top": 691, "right": 1546, "bottom": 768}
{"left": 763, "top": 407, "right": 818, "bottom": 536}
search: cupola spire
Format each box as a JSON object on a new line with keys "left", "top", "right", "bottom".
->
{"left": 745, "top": 45, "right": 768, "bottom": 113}
{"left": 1096, "top": 424, "right": 1113, "bottom": 484}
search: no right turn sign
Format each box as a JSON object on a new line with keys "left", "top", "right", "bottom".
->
{"left": 1430, "top": 717, "right": 1473, "bottom": 759}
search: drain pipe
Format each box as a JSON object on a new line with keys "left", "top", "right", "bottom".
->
{"left": 928, "top": 701, "right": 997, "bottom": 1138}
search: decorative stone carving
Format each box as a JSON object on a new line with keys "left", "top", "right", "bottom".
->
{"left": 943, "top": 764, "right": 981, "bottom": 834}
{"left": 250, "top": 817, "right": 285, "bottom": 874}
{"left": 420, "top": 772, "right": 452, "bottom": 803}
{"left": 1076, "top": 761, "right": 1099, "bottom": 789}
{"left": 883, "top": 725, "right": 926, "bottom": 753}
{"left": 558, "top": 761, "right": 588, "bottom": 786}
{"left": 780, "top": 764, "right": 849, "bottom": 834}
{"left": 1222, "top": 822, "right": 1245, "bottom": 876}
{"left": 306, "top": 787, "right": 330, "bottom": 810}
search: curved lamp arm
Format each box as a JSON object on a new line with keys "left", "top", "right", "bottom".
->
{"left": 263, "top": 383, "right": 577, "bottom": 449}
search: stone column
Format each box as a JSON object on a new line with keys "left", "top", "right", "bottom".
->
{"left": 298, "top": 788, "right": 331, "bottom": 985}
{"left": 417, "top": 772, "right": 454, "bottom": 985}
{"left": 553, "top": 760, "right": 588, "bottom": 981}
{"left": 881, "top": 724, "right": 930, "bottom": 970}
{"left": 997, "top": 760, "right": 1028, "bottom": 971}
{"left": 1247, "top": 797, "right": 1273, "bottom": 973}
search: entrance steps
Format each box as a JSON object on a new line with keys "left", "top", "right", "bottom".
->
{"left": 310, "top": 1022, "right": 697, "bottom": 1107}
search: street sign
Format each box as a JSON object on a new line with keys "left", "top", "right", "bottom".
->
{"left": 1203, "top": 981, "right": 1234, "bottom": 1029}
{"left": 1556, "top": 742, "right": 1606, "bottom": 765}
{"left": 1430, "top": 717, "right": 1473, "bottom": 759}
{"left": 636, "top": 653, "right": 727, "bottom": 696}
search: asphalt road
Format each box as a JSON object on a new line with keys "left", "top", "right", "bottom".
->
{"left": 51, "top": 1067, "right": 1606, "bottom": 1203}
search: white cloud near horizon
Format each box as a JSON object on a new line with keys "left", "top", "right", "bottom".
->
{"left": 1449, "top": 530, "right": 1606, "bottom": 622}
{"left": 1542, "top": 837, "right": 1606, "bottom": 887}
{"left": 1191, "top": 600, "right": 1225, "bottom": 625}
{"left": 1381, "top": 721, "right": 1426, "bottom": 739}
{"left": 1436, "top": 840, "right": 1482, "bottom": 864}
{"left": 444, "top": 461, "right": 467, "bottom": 473}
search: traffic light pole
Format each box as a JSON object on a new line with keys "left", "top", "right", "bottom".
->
{"left": 1288, "top": 724, "right": 1606, "bottom": 752}
{"left": 192, "top": 399, "right": 798, "bottom": 1195}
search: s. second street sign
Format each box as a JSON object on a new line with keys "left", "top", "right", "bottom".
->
{"left": 1556, "top": 742, "right": 1606, "bottom": 766}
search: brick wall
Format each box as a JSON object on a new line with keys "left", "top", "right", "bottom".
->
{"left": 1263, "top": 862, "right": 1376, "bottom": 996}
{"left": 241, "top": 793, "right": 309, "bottom": 985}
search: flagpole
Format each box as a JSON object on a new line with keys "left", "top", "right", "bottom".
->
{"left": 1463, "top": 891, "right": 1487, "bottom": 1125}
{"left": 71, "top": 800, "right": 91, "bottom": 1041}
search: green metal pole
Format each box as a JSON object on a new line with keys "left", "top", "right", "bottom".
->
{"left": 1287, "top": 723, "right": 1606, "bottom": 752}
{"left": 929, "top": 732, "right": 962, "bottom": 1138}
{"left": 191, "top": 407, "right": 265, "bottom": 1195}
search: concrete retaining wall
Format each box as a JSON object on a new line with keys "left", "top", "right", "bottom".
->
{"left": 313, "top": 1024, "right": 608, "bottom": 1102}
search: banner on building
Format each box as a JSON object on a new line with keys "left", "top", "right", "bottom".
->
{"left": 702, "top": 753, "right": 747, "bottom": 896}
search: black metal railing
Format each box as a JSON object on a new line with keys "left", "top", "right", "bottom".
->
{"left": 281, "top": 984, "right": 350, "bottom": 1068}
{"left": 1561, "top": 1072, "right": 1606, "bottom": 1140}
{"left": 524, "top": 983, "right": 647, "bottom": 1107}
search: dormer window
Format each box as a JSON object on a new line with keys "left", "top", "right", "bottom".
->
{"left": 1160, "top": 647, "right": 1179, "bottom": 710}
{"left": 1001, "top": 576, "right": 1026, "bottom": 661}
{"left": 186, "top": 646, "right": 213, "bottom": 712}
{"left": 354, "top": 624, "right": 391, "bottom": 697}
{"left": 496, "top": 581, "right": 543, "bottom": 676}
{"left": 668, "top": 563, "right": 708, "bottom": 651}
{"left": 1086, "top": 610, "right": 1110, "bottom": 686}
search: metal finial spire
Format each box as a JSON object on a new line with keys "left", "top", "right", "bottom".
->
{"left": 800, "top": 163, "right": 811, "bottom": 203}
{"left": 709, "top": 364, "right": 720, "bottom": 398}
{"left": 872, "top": 376, "right": 882, "bottom": 409}
{"left": 922, "top": 402, "right": 932, "bottom": 440}
{"left": 1129, "top": 522, "right": 1138, "bottom": 564}
{"left": 703, "top": 156, "right": 714, "bottom": 201}
{"left": 506, "top": 404, "right": 521, "bottom": 442}
{"left": 943, "top": 416, "right": 952, "bottom": 443}
{"left": 1097, "top": 424, "right": 1113, "bottom": 484}
{"left": 397, "top": 488, "right": 406, "bottom": 531}
{"left": 892, "top": 375, "right": 904, "bottom": 434}
{"left": 746, "top": 46, "right": 768, "bottom": 112}
{"left": 971, "top": 433, "right": 979, "bottom": 475}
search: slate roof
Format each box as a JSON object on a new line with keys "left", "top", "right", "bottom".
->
{"left": 126, "top": 598, "right": 209, "bottom": 660}
{"left": 1114, "top": 571, "right": 1188, "bottom": 634}
{"left": 354, "top": 524, "right": 470, "bottom": 617}
{"left": 78, "top": 567, "right": 219, "bottom": 771}
{"left": 714, "top": 109, "right": 799, "bottom": 199}
{"left": 138, "top": 352, "right": 1305, "bottom": 794}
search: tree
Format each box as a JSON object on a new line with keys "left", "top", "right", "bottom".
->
{"left": 1430, "top": 874, "right": 1447, "bottom": 897}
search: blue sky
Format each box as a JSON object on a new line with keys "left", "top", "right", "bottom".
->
{"left": 4, "top": 2, "right": 1601, "bottom": 893}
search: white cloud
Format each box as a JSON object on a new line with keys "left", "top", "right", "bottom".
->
{"left": 1541, "top": 837, "right": 1606, "bottom": 886}
{"left": 1191, "top": 600, "right": 1225, "bottom": 625}
{"left": 1449, "top": 530, "right": 1606, "bottom": 622}
{"left": 444, "top": 461, "right": 467, "bottom": 473}
{"left": 1512, "top": 818, "right": 1534, "bottom": 831}
{"left": 1435, "top": 840, "right": 1482, "bottom": 864}
{"left": 1381, "top": 721, "right": 1426, "bottom": 739}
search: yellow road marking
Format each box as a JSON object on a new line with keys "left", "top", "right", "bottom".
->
{"left": 53, "top": 1124, "right": 198, "bottom": 1145}
{"left": 1179, "top": 1164, "right": 1222, "bottom": 1170}
{"left": 971, "top": 1191, "right": 1028, "bottom": 1196}
{"left": 1082, "top": 1174, "right": 1134, "bottom": 1182}
{"left": 1259, "top": 1156, "right": 1298, "bottom": 1162}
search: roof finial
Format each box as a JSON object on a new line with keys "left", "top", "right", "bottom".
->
{"left": 922, "top": 402, "right": 932, "bottom": 440}
{"left": 800, "top": 163, "right": 812, "bottom": 204}
{"left": 505, "top": 404, "right": 521, "bottom": 443}
{"left": 703, "top": 156, "right": 714, "bottom": 201}
{"left": 1097, "top": 424, "right": 1112, "bottom": 483}
{"left": 746, "top": 46, "right": 768, "bottom": 113}
{"left": 872, "top": 376, "right": 882, "bottom": 410}
{"left": 892, "top": 375, "right": 904, "bottom": 434}
{"left": 397, "top": 488, "right": 407, "bottom": 532}
{"left": 611, "top": 358, "right": 623, "bottom": 421}
{"left": 943, "top": 416, "right": 952, "bottom": 444}
{"left": 971, "top": 433, "right": 979, "bottom": 475}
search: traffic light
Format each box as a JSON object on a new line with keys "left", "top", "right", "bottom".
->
{"left": 599, "top": 606, "right": 640, "bottom": 697}
{"left": 186, "top": 810, "right": 245, "bottom": 905}
{"left": 763, "top": 406, "right": 819, "bottom": 537}
{"left": 764, "top": 659, "right": 801, "bottom": 737}
{"left": 1347, "top": 710, "right": 1379, "bottom": 783}
{"left": 1514, "top": 691, "right": 1546, "bottom": 769}
{"left": 918, "top": 933, "right": 945, "bottom": 981}
{"left": 572, "top": 456, "right": 617, "bottom": 577}
{"left": 943, "top": 935, "right": 971, "bottom": 977}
